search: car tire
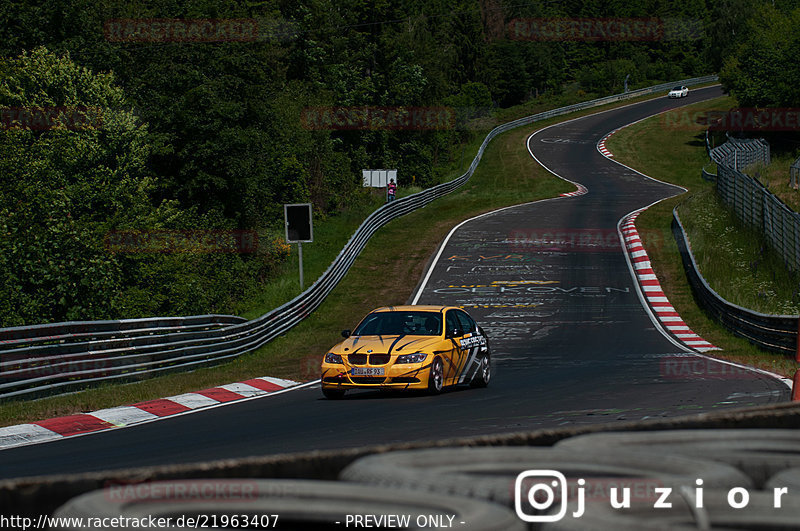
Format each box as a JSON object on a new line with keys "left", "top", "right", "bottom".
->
{"left": 470, "top": 352, "right": 491, "bottom": 388}
{"left": 556, "top": 429, "right": 800, "bottom": 488}
{"left": 765, "top": 467, "right": 800, "bottom": 490}
{"left": 50, "top": 479, "right": 526, "bottom": 531}
{"left": 427, "top": 356, "right": 444, "bottom": 394}
{"left": 321, "top": 387, "right": 346, "bottom": 400}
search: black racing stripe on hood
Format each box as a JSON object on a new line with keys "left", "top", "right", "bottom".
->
{"left": 396, "top": 338, "right": 428, "bottom": 351}
{"left": 387, "top": 335, "right": 406, "bottom": 355}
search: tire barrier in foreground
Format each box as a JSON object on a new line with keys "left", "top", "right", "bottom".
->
{"left": 673, "top": 208, "right": 800, "bottom": 357}
{"left": 3, "top": 402, "right": 800, "bottom": 520}
{"left": 765, "top": 468, "right": 800, "bottom": 491}
{"left": 0, "top": 76, "right": 719, "bottom": 401}
{"left": 339, "top": 446, "right": 751, "bottom": 512}
{"left": 555, "top": 428, "right": 800, "bottom": 488}
{"left": 339, "top": 437, "right": 800, "bottom": 528}
{"left": 50, "top": 479, "right": 525, "bottom": 531}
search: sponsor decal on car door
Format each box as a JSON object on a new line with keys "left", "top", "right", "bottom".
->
{"left": 444, "top": 311, "right": 466, "bottom": 384}
{"left": 455, "top": 310, "right": 486, "bottom": 383}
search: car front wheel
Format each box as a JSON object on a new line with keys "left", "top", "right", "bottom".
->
{"left": 470, "top": 352, "right": 491, "bottom": 388}
{"left": 427, "top": 357, "right": 444, "bottom": 394}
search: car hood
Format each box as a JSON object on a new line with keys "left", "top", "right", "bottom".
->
{"left": 336, "top": 335, "right": 444, "bottom": 355}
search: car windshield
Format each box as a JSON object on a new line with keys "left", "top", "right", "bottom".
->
{"left": 353, "top": 311, "right": 443, "bottom": 336}
{"left": 672, "top": 86, "right": 683, "bottom": 91}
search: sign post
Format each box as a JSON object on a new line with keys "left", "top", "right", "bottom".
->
{"left": 284, "top": 203, "right": 313, "bottom": 291}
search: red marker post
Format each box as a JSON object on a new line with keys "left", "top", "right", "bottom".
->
{"left": 793, "top": 370, "right": 800, "bottom": 402}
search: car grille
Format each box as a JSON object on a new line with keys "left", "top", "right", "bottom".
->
{"left": 347, "top": 353, "right": 390, "bottom": 365}
{"left": 347, "top": 354, "right": 367, "bottom": 365}
{"left": 369, "top": 354, "right": 390, "bottom": 365}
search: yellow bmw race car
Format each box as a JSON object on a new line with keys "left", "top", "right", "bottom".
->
{"left": 320, "top": 305, "right": 491, "bottom": 399}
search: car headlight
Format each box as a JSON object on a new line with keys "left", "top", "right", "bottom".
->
{"left": 396, "top": 352, "right": 428, "bottom": 364}
{"left": 325, "top": 352, "right": 343, "bottom": 364}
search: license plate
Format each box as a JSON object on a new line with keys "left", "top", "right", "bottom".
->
{"left": 351, "top": 367, "right": 385, "bottom": 376}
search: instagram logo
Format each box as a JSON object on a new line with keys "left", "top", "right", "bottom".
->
{"left": 514, "top": 470, "right": 568, "bottom": 523}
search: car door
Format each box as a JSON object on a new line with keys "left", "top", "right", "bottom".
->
{"left": 454, "top": 310, "right": 485, "bottom": 384}
{"left": 443, "top": 310, "right": 465, "bottom": 385}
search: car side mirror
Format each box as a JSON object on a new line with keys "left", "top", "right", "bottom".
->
{"left": 446, "top": 328, "right": 460, "bottom": 338}
{"left": 341, "top": 330, "right": 351, "bottom": 338}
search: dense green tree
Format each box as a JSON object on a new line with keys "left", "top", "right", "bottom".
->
{"left": 0, "top": 47, "right": 173, "bottom": 323}
{"left": 3, "top": 0, "right": 784, "bottom": 324}
{"left": 719, "top": 4, "right": 800, "bottom": 108}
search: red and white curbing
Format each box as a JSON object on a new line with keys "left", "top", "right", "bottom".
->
{"left": 0, "top": 376, "right": 299, "bottom": 450}
{"left": 597, "top": 130, "right": 616, "bottom": 158}
{"left": 560, "top": 182, "right": 588, "bottom": 198}
{"left": 621, "top": 212, "right": 719, "bottom": 352}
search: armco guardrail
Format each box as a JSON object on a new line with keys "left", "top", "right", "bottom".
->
{"left": 0, "top": 76, "right": 719, "bottom": 400}
{"left": 0, "top": 315, "right": 246, "bottom": 348}
{"left": 673, "top": 208, "right": 799, "bottom": 356}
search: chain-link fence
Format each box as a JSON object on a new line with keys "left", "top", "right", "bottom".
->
{"left": 711, "top": 137, "right": 770, "bottom": 171}
{"left": 710, "top": 138, "right": 800, "bottom": 271}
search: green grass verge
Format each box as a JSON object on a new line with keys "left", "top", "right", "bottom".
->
{"left": 606, "top": 96, "right": 798, "bottom": 377}
{"left": 0, "top": 85, "right": 718, "bottom": 427}
{"left": 679, "top": 190, "right": 800, "bottom": 315}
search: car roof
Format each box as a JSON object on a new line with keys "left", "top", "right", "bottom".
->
{"left": 370, "top": 305, "right": 457, "bottom": 313}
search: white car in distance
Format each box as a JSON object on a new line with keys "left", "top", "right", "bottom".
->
{"left": 668, "top": 86, "right": 689, "bottom": 98}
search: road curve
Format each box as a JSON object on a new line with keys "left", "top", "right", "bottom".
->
{"left": 0, "top": 85, "right": 788, "bottom": 480}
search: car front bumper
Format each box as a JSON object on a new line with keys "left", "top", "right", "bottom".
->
{"left": 320, "top": 360, "right": 431, "bottom": 389}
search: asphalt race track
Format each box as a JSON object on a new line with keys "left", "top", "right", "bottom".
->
{"left": 0, "top": 85, "right": 789, "bottom": 480}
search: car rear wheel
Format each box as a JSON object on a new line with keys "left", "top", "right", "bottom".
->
{"left": 322, "top": 387, "right": 346, "bottom": 400}
{"left": 427, "top": 356, "right": 444, "bottom": 394}
{"left": 470, "top": 352, "right": 491, "bottom": 388}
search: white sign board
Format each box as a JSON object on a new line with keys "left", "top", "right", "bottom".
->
{"left": 362, "top": 169, "right": 397, "bottom": 188}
